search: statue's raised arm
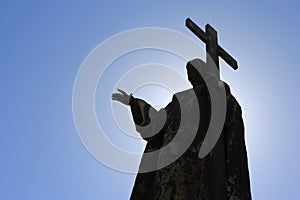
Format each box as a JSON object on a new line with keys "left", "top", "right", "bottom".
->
{"left": 112, "top": 88, "right": 168, "bottom": 146}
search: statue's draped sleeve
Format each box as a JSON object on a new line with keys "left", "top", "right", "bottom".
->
{"left": 129, "top": 95, "right": 171, "bottom": 150}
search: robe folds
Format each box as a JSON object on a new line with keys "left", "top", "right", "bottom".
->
{"left": 129, "top": 82, "right": 251, "bottom": 200}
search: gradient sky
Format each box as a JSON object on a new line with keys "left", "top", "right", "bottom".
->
{"left": 1, "top": 1, "right": 300, "bottom": 199}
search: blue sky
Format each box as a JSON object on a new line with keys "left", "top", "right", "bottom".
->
{"left": 1, "top": 1, "right": 300, "bottom": 199}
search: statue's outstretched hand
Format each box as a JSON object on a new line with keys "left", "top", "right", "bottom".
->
{"left": 111, "top": 89, "right": 132, "bottom": 105}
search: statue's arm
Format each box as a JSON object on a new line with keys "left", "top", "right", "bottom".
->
{"left": 129, "top": 96, "right": 166, "bottom": 145}
{"left": 112, "top": 89, "right": 167, "bottom": 145}
{"left": 111, "top": 88, "right": 152, "bottom": 126}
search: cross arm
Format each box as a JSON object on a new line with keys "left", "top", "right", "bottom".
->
{"left": 218, "top": 46, "right": 238, "bottom": 70}
{"left": 186, "top": 18, "right": 207, "bottom": 44}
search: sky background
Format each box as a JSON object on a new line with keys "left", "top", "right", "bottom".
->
{"left": 1, "top": 1, "right": 300, "bottom": 199}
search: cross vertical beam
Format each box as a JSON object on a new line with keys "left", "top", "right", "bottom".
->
{"left": 205, "top": 24, "right": 220, "bottom": 78}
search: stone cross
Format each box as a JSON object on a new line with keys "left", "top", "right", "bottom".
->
{"left": 186, "top": 18, "right": 238, "bottom": 72}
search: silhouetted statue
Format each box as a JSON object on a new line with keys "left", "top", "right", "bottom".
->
{"left": 112, "top": 60, "right": 251, "bottom": 200}
{"left": 112, "top": 19, "right": 252, "bottom": 200}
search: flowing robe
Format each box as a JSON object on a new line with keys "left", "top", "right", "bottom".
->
{"left": 129, "top": 82, "right": 251, "bottom": 200}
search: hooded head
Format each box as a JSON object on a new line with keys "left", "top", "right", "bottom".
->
{"left": 186, "top": 59, "right": 207, "bottom": 87}
{"left": 186, "top": 58, "right": 222, "bottom": 89}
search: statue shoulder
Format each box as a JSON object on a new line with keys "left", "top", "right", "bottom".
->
{"left": 173, "top": 88, "right": 196, "bottom": 102}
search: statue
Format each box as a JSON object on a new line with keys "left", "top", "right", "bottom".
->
{"left": 112, "top": 19, "right": 252, "bottom": 200}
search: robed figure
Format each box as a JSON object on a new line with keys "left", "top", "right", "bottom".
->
{"left": 112, "top": 59, "right": 251, "bottom": 200}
